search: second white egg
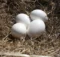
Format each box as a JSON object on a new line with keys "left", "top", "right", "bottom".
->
{"left": 16, "top": 13, "right": 30, "bottom": 26}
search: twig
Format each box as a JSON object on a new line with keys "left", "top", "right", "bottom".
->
{"left": 0, "top": 52, "right": 52, "bottom": 57}
{"left": 0, "top": 52, "right": 30, "bottom": 57}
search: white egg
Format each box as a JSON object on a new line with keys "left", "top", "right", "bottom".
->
{"left": 16, "top": 13, "right": 30, "bottom": 26}
{"left": 11, "top": 23, "right": 27, "bottom": 38}
{"left": 27, "top": 19, "right": 45, "bottom": 37}
{"left": 30, "top": 9, "right": 48, "bottom": 22}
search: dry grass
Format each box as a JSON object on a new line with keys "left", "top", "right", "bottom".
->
{"left": 0, "top": 0, "right": 60, "bottom": 57}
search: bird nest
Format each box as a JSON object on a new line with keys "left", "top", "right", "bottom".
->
{"left": 0, "top": 0, "right": 60, "bottom": 57}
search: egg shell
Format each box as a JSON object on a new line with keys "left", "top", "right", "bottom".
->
{"left": 30, "top": 9, "right": 48, "bottom": 22}
{"left": 11, "top": 23, "right": 27, "bottom": 38}
{"left": 16, "top": 13, "right": 30, "bottom": 26}
{"left": 27, "top": 19, "right": 45, "bottom": 37}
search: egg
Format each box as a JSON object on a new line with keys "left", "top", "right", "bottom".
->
{"left": 30, "top": 9, "right": 48, "bottom": 22}
{"left": 16, "top": 13, "right": 30, "bottom": 26}
{"left": 11, "top": 23, "right": 27, "bottom": 38}
{"left": 27, "top": 19, "right": 45, "bottom": 37}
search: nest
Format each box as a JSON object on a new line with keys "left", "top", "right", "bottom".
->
{"left": 0, "top": 0, "right": 60, "bottom": 57}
